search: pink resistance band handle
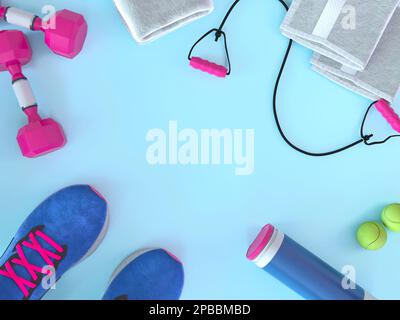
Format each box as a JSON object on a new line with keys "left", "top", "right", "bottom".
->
{"left": 375, "top": 99, "right": 400, "bottom": 133}
{"left": 190, "top": 57, "right": 228, "bottom": 78}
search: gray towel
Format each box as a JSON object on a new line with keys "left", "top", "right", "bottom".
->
{"left": 114, "top": 0, "right": 214, "bottom": 44}
{"left": 281, "top": 0, "right": 400, "bottom": 70}
{"left": 312, "top": 7, "right": 400, "bottom": 103}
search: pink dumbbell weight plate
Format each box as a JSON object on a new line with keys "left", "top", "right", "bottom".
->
{"left": 1, "top": 7, "right": 87, "bottom": 59}
{"left": 17, "top": 107, "right": 66, "bottom": 158}
{"left": 40, "top": 10, "right": 88, "bottom": 59}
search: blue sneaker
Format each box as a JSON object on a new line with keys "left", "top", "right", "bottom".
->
{"left": 102, "top": 249, "right": 184, "bottom": 300}
{"left": 0, "top": 185, "right": 109, "bottom": 300}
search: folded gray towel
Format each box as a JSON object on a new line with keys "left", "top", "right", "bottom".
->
{"left": 312, "top": 7, "right": 400, "bottom": 103}
{"left": 281, "top": 0, "right": 400, "bottom": 70}
{"left": 114, "top": 0, "right": 214, "bottom": 44}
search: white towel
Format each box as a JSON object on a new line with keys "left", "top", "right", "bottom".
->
{"left": 281, "top": 0, "right": 400, "bottom": 71}
{"left": 114, "top": 0, "right": 214, "bottom": 44}
{"left": 312, "top": 7, "right": 400, "bottom": 103}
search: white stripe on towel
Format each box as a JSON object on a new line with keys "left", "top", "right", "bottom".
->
{"left": 312, "top": 0, "right": 347, "bottom": 38}
{"left": 340, "top": 65, "right": 358, "bottom": 75}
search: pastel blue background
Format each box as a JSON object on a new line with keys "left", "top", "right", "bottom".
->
{"left": 0, "top": 0, "right": 399, "bottom": 300}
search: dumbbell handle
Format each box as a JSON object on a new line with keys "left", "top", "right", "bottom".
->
{"left": 6, "top": 61, "right": 40, "bottom": 122}
{"left": 0, "top": 6, "right": 43, "bottom": 31}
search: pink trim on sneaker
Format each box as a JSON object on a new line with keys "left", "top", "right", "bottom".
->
{"left": 90, "top": 186, "right": 107, "bottom": 203}
{"left": 163, "top": 249, "right": 182, "bottom": 265}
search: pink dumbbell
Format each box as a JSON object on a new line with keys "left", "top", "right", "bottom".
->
{"left": 0, "top": 7, "right": 87, "bottom": 59}
{"left": 0, "top": 30, "right": 66, "bottom": 158}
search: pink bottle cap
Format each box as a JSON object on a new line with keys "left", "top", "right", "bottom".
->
{"left": 246, "top": 224, "right": 275, "bottom": 261}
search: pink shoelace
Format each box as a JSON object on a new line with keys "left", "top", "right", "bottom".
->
{"left": 0, "top": 226, "right": 66, "bottom": 299}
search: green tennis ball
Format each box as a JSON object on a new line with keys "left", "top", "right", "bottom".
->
{"left": 381, "top": 203, "right": 400, "bottom": 232}
{"left": 356, "top": 222, "right": 387, "bottom": 250}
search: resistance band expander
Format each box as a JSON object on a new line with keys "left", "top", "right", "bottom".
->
{"left": 188, "top": 0, "right": 400, "bottom": 157}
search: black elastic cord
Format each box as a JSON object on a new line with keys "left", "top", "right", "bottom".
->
{"left": 188, "top": 1, "right": 242, "bottom": 75}
{"left": 215, "top": 0, "right": 241, "bottom": 41}
{"left": 272, "top": 0, "right": 378, "bottom": 156}
{"left": 272, "top": 34, "right": 372, "bottom": 156}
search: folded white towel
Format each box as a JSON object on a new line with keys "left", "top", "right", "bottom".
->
{"left": 114, "top": 0, "right": 214, "bottom": 44}
{"left": 281, "top": 0, "right": 400, "bottom": 71}
{"left": 312, "top": 7, "right": 400, "bottom": 103}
